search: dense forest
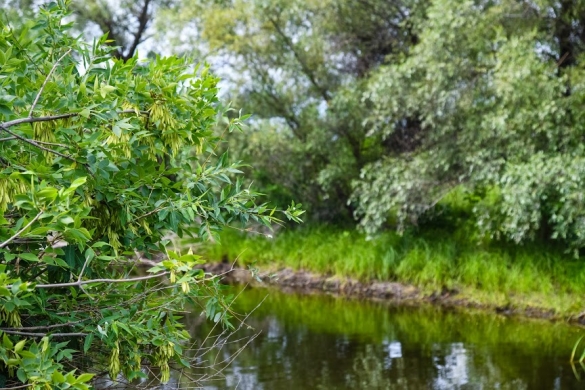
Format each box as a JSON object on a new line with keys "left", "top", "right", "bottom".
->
{"left": 3, "top": 0, "right": 585, "bottom": 387}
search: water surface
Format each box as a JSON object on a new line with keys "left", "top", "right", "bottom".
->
{"left": 188, "top": 287, "right": 584, "bottom": 389}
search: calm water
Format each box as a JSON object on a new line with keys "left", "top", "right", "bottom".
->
{"left": 184, "top": 287, "right": 584, "bottom": 390}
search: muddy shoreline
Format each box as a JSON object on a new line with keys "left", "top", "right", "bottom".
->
{"left": 202, "top": 262, "right": 585, "bottom": 324}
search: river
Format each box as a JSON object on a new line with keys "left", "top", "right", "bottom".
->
{"left": 180, "top": 287, "right": 585, "bottom": 389}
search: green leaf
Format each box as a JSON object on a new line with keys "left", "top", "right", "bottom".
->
{"left": 76, "top": 373, "right": 95, "bottom": 383}
{"left": 18, "top": 253, "right": 39, "bottom": 262}
{"left": 52, "top": 370, "right": 66, "bottom": 384}
{"left": 79, "top": 108, "right": 91, "bottom": 119}
{"left": 17, "top": 368, "right": 27, "bottom": 383}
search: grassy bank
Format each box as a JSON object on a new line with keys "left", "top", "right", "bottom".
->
{"left": 191, "top": 225, "right": 585, "bottom": 316}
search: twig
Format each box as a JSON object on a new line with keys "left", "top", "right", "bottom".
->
{"left": 29, "top": 49, "right": 72, "bottom": 117}
{"left": 0, "top": 126, "right": 78, "bottom": 163}
{"left": 1, "top": 110, "right": 148, "bottom": 131}
{"left": 77, "top": 252, "right": 93, "bottom": 298}
{"left": 27, "top": 271, "right": 169, "bottom": 289}
{"left": 0, "top": 136, "right": 16, "bottom": 142}
{"left": 0, "top": 209, "right": 44, "bottom": 249}
{"left": 0, "top": 383, "right": 32, "bottom": 390}
{"left": 0, "top": 329, "right": 86, "bottom": 337}
{"left": 0, "top": 319, "right": 86, "bottom": 331}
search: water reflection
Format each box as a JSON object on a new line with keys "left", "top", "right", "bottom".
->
{"left": 187, "top": 287, "right": 582, "bottom": 389}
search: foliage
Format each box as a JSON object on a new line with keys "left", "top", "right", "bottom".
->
{"left": 356, "top": 0, "right": 585, "bottom": 250}
{"left": 198, "top": 225, "right": 585, "bottom": 315}
{"left": 153, "top": 0, "right": 424, "bottom": 222}
{"left": 0, "top": 2, "right": 302, "bottom": 388}
{"left": 27, "top": 0, "right": 585, "bottom": 251}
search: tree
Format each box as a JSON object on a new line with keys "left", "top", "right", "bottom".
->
{"left": 0, "top": 1, "right": 302, "bottom": 388}
{"left": 356, "top": 0, "right": 585, "bottom": 250}
{"left": 156, "top": 0, "right": 424, "bottom": 222}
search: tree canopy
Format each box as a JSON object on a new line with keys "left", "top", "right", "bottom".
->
{"left": 0, "top": 1, "right": 301, "bottom": 388}
{"left": 356, "top": 0, "right": 585, "bottom": 251}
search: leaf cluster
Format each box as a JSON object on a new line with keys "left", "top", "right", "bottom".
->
{"left": 0, "top": 1, "right": 301, "bottom": 387}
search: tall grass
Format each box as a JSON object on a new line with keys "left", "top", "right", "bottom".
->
{"left": 192, "top": 225, "right": 585, "bottom": 315}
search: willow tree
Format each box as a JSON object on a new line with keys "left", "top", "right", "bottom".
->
{"left": 356, "top": 0, "right": 585, "bottom": 250}
{"left": 0, "top": 2, "right": 302, "bottom": 388}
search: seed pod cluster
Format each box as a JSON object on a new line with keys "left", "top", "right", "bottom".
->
{"left": 154, "top": 341, "right": 174, "bottom": 383}
{"left": 0, "top": 176, "right": 27, "bottom": 212}
{"left": 106, "top": 127, "right": 132, "bottom": 158}
{"left": 122, "top": 345, "right": 142, "bottom": 379}
{"left": 89, "top": 203, "right": 122, "bottom": 252}
{"left": 32, "top": 119, "right": 57, "bottom": 163}
{"left": 149, "top": 101, "right": 182, "bottom": 157}
{"left": 0, "top": 306, "right": 21, "bottom": 327}
{"left": 108, "top": 341, "right": 121, "bottom": 380}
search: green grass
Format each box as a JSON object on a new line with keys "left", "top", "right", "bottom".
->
{"left": 189, "top": 225, "right": 585, "bottom": 316}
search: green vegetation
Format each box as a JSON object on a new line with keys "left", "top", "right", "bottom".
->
{"left": 3, "top": 0, "right": 585, "bottom": 384}
{"left": 6, "top": 1, "right": 585, "bottom": 288}
{"left": 0, "top": 2, "right": 301, "bottom": 389}
{"left": 199, "top": 226, "right": 585, "bottom": 315}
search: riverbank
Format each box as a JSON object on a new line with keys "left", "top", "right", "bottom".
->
{"left": 191, "top": 226, "right": 585, "bottom": 322}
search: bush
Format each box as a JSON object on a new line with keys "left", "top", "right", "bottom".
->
{"left": 0, "top": 2, "right": 302, "bottom": 388}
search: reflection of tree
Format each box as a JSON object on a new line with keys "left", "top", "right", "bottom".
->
{"left": 185, "top": 288, "right": 581, "bottom": 389}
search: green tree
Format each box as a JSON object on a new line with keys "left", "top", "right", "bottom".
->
{"left": 356, "top": 0, "right": 585, "bottom": 250}
{"left": 156, "top": 0, "right": 423, "bottom": 222}
{"left": 0, "top": 2, "right": 302, "bottom": 388}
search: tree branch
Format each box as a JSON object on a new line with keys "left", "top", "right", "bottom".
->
{"left": 1, "top": 110, "right": 148, "bottom": 130}
{"left": 0, "top": 110, "right": 149, "bottom": 169}
{"left": 1, "top": 113, "right": 78, "bottom": 129}
{"left": 0, "top": 125, "right": 79, "bottom": 163}
{"left": 267, "top": 16, "right": 331, "bottom": 102}
{"left": 124, "top": 0, "right": 153, "bottom": 61}
{"left": 0, "top": 319, "right": 86, "bottom": 331}
{"left": 0, "top": 329, "right": 86, "bottom": 337}
{"left": 0, "top": 209, "right": 44, "bottom": 249}
{"left": 28, "top": 271, "right": 169, "bottom": 289}
{"left": 29, "top": 49, "right": 72, "bottom": 117}
{"left": 0, "top": 383, "right": 33, "bottom": 390}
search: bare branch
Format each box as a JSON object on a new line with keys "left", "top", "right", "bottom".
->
{"left": 30, "top": 271, "right": 169, "bottom": 289}
{"left": 0, "top": 329, "right": 86, "bottom": 337}
{"left": 0, "top": 125, "right": 78, "bottom": 163}
{"left": 1, "top": 113, "right": 78, "bottom": 129}
{"left": 0, "top": 383, "right": 32, "bottom": 390}
{"left": 1, "top": 110, "right": 148, "bottom": 130}
{"left": 0, "top": 319, "right": 86, "bottom": 331}
{"left": 29, "top": 49, "right": 72, "bottom": 117}
{"left": 124, "top": 0, "right": 153, "bottom": 61}
{"left": 0, "top": 209, "right": 44, "bottom": 249}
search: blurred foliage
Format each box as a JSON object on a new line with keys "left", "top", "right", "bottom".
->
{"left": 356, "top": 0, "right": 585, "bottom": 251}
{"left": 154, "top": 0, "right": 426, "bottom": 222}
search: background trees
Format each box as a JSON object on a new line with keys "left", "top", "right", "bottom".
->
{"left": 7, "top": 0, "right": 585, "bottom": 247}
{"left": 357, "top": 0, "right": 585, "bottom": 251}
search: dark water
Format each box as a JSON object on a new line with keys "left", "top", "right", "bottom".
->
{"left": 186, "top": 287, "right": 585, "bottom": 390}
